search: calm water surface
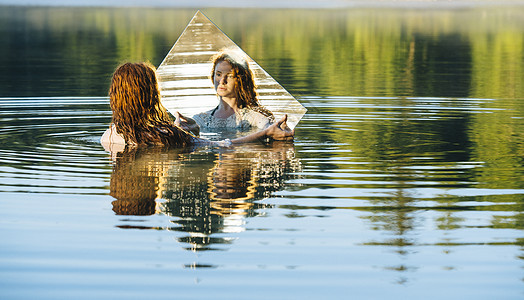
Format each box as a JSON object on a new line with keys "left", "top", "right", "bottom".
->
{"left": 1, "top": 6, "right": 523, "bottom": 300}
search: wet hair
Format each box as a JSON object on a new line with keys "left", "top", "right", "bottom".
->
{"left": 211, "top": 51, "right": 274, "bottom": 121}
{"left": 109, "top": 62, "right": 194, "bottom": 148}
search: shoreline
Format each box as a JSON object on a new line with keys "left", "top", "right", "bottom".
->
{"left": 1, "top": 0, "right": 524, "bottom": 9}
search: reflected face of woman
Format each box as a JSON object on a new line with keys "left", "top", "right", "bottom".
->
{"left": 213, "top": 60, "right": 237, "bottom": 99}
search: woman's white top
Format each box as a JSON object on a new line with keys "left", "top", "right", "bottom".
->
{"left": 193, "top": 107, "right": 271, "bottom": 130}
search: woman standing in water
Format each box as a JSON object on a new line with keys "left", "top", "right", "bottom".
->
{"left": 101, "top": 62, "right": 293, "bottom": 152}
{"left": 191, "top": 50, "right": 275, "bottom": 130}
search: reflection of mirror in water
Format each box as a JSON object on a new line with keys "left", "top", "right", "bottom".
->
{"left": 156, "top": 10, "right": 306, "bottom": 130}
{"left": 108, "top": 144, "right": 301, "bottom": 251}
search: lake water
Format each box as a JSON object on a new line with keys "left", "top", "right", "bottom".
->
{"left": 1, "top": 5, "right": 523, "bottom": 300}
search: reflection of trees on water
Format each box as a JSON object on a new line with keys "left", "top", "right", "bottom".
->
{"left": 108, "top": 143, "right": 301, "bottom": 251}
{"left": 352, "top": 113, "right": 524, "bottom": 284}
{"left": 318, "top": 104, "right": 492, "bottom": 284}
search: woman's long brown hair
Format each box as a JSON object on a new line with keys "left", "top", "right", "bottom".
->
{"left": 211, "top": 51, "right": 274, "bottom": 121}
{"left": 109, "top": 62, "right": 194, "bottom": 147}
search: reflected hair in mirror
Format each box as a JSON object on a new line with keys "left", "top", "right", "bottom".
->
{"left": 211, "top": 49, "right": 274, "bottom": 121}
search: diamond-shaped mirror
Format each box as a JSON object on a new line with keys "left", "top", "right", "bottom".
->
{"left": 157, "top": 10, "right": 306, "bottom": 131}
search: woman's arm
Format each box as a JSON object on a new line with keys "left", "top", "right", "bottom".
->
{"left": 101, "top": 114, "right": 294, "bottom": 151}
{"left": 173, "top": 111, "right": 200, "bottom": 136}
{"left": 231, "top": 114, "right": 294, "bottom": 144}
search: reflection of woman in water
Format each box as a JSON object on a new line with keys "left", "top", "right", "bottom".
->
{"left": 161, "top": 143, "right": 301, "bottom": 251}
{"left": 191, "top": 50, "right": 275, "bottom": 130}
{"left": 101, "top": 62, "right": 293, "bottom": 152}
{"left": 109, "top": 147, "right": 176, "bottom": 216}
{"left": 108, "top": 141, "right": 301, "bottom": 251}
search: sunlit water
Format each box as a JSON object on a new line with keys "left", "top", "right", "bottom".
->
{"left": 1, "top": 5, "right": 524, "bottom": 300}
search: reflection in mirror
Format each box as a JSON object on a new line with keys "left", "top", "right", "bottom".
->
{"left": 108, "top": 144, "right": 302, "bottom": 251}
{"left": 157, "top": 10, "right": 307, "bottom": 131}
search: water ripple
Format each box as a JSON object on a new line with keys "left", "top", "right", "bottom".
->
{"left": 0, "top": 97, "right": 112, "bottom": 194}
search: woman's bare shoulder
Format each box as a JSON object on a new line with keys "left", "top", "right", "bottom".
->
{"left": 100, "top": 125, "right": 126, "bottom": 153}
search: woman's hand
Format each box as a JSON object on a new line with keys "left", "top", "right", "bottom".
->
{"left": 264, "top": 114, "right": 294, "bottom": 141}
{"left": 174, "top": 111, "right": 200, "bottom": 136}
{"left": 230, "top": 114, "right": 294, "bottom": 145}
